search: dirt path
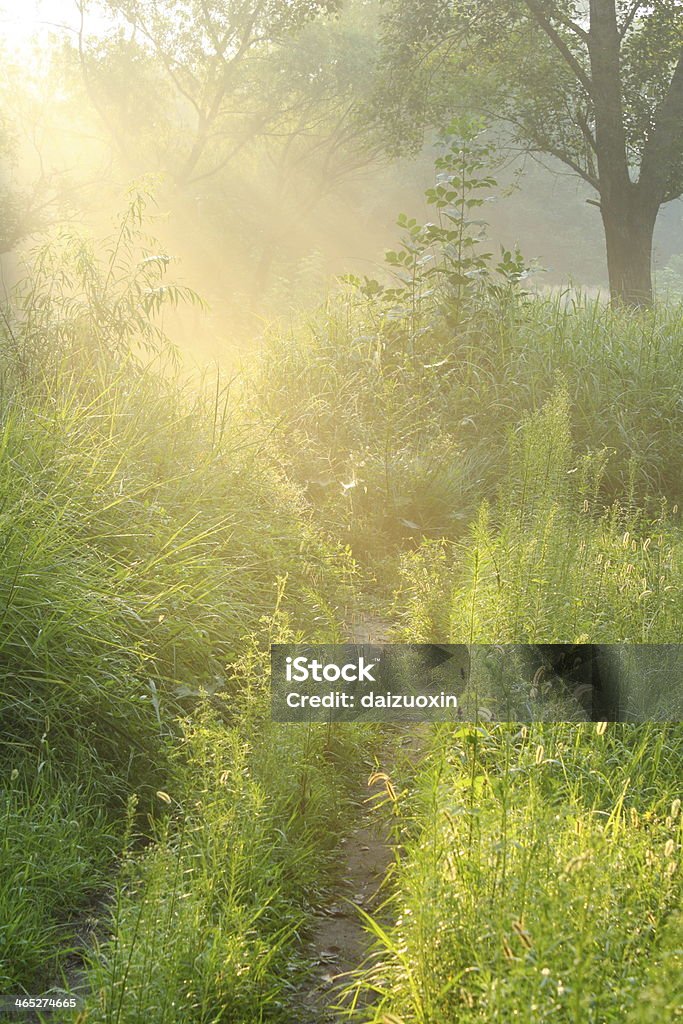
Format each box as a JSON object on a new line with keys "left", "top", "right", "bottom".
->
{"left": 293, "top": 610, "right": 416, "bottom": 1023}
{"left": 295, "top": 772, "right": 393, "bottom": 1023}
{"left": 345, "top": 611, "right": 392, "bottom": 646}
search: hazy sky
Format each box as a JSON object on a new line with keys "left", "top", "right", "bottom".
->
{"left": 0, "top": 1, "right": 109, "bottom": 52}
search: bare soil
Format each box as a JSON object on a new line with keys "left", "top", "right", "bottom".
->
{"left": 295, "top": 774, "right": 393, "bottom": 1023}
{"left": 293, "top": 610, "right": 420, "bottom": 1024}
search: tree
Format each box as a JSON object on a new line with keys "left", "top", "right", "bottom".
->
{"left": 0, "top": 42, "right": 105, "bottom": 255}
{"left": 242, "top": 5, "right": 389, "bottom": 295}
{"left": 376, "top": 1, "right": 683, "bottom": 306}
{"left": 73, "top": 0, "right": 388, "bottom": 296}
{"left": 77, "top": 0, "right": 342, "bottom": 186}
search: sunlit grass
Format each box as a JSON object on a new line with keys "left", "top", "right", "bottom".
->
{"left": 1, "top": 205, "right": 681, "bottom": 1022}
{"left": 0, "top": 214, "right": 355, "bottom": 999}
{"left": 350, "top": 722, "right": 682, "bottom": 1023}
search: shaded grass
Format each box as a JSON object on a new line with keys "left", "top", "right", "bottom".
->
{"left": 252, "top": 293, "right": 683, "bottom": 556}
{"left": 0, "top": 762, "right": 117, "bottom": 990}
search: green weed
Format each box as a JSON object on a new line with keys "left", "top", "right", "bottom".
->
{"left": 254, "top": 294, "right": 682, "bottom": 557}
{"left": 351, "top": 723, "right": 682, "bottom": 1023}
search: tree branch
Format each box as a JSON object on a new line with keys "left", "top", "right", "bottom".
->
{"left": 74, "top": 1, "right": 131, "bottom": 161}
{"left": 521, "top": 0, "right": 594, "bottom": 96}
{"left": 538, "top": 145, "right": 599, "bottom": 189}
{"left": 544, "top": 5, "right": 590, "bottom": 43}
{"left": 121, "top": 12, "right": 204, "bottom": 118}
{"left": 494, "top": 104, "right": 601, "bottom": 190}
{"left": 638, "top": 47, "right": 683, "bottom": 203}
{"left": 618, "top": 2, "right": 645, "bottom": 39}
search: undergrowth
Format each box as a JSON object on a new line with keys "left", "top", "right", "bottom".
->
{"left": 393, "top": 387, "right": 682, "bottom": 650}
{"left": 0, "top": 204, "right": 358, "bottom": 1006}
{"left": 79, "top": 641, "right": 372, "bottom": 1024}
{"left": 346, "top": 393, "right": 681, "bottom": 1022}
{"left": 1, "top": 183, "right": 681, "bottom": 1024}
{"left": 253, "top": 294, "right": 683, "bottom": 558}
{"left": 351, "top": 723, "right": 682, "bottom": 1024}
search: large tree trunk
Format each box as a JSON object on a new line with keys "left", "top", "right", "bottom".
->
{"left": 588, "top": 0, "right": 652, "bottom": 306}
{"left": 600, "top": 189, "right": 657, "bottom": 307}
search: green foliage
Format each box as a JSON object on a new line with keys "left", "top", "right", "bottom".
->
{"left": 0, "top": 348, "right": 350, "bottom": 778}
{"left": 351, "top": 722, "right": 683, "bottom": 1023}
{"left": 0, "top": 764, "right": 117, "bottom": 991}
{"left": 346, "top": 120, "right": 537, "bottom": 345}
{"left": 255, "top": 292, "right": 683, "bottom": 558}
{"left": 374, "top": 2, "right": 683, "bottom": 305}
{"left": 394, "top": 388, "right": 682, "bottom": 648}
{"left": 1, "top": 185, "right": 204, "bottom": 378}
{"left": 79, "top": 685, "right": 370, "bottom": 1024}
{"left": 376, "top": 1, "right": 683, "bottom": 204}
{"left": 2, "top": 131, "right": 682, "bottom": 1024}
{"left": 0, "top": 211, "right": 356, "bottom": 1000}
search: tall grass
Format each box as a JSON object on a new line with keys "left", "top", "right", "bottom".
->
{"left": 394, "top": 387, "right": 682, "bottom": 648}
{"left": 351, "top": 723, "right": 682, "bottom": 1023}
{"left": 2, "top": 195, "right": 681, "bottom": 1022}
{"left": 0, "top": 762, "right": 117, "bottom": 991}
{"left": 0, "top": 210, "right": 356, "bottom": 1000}
{"left": 0, "top": 364, "right": 352, "bottom": 773}
{"left": 347, "top": 388, "right": 682, "bottom": 1022}
{"left": 292, "top": 294, "right": 683, "bottom": 1021}
{"left": 253, "top": 292, "right": 683, "bottom": 555}
{"left": 80, "top": 679, "right": 370, "bottom": 1024}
